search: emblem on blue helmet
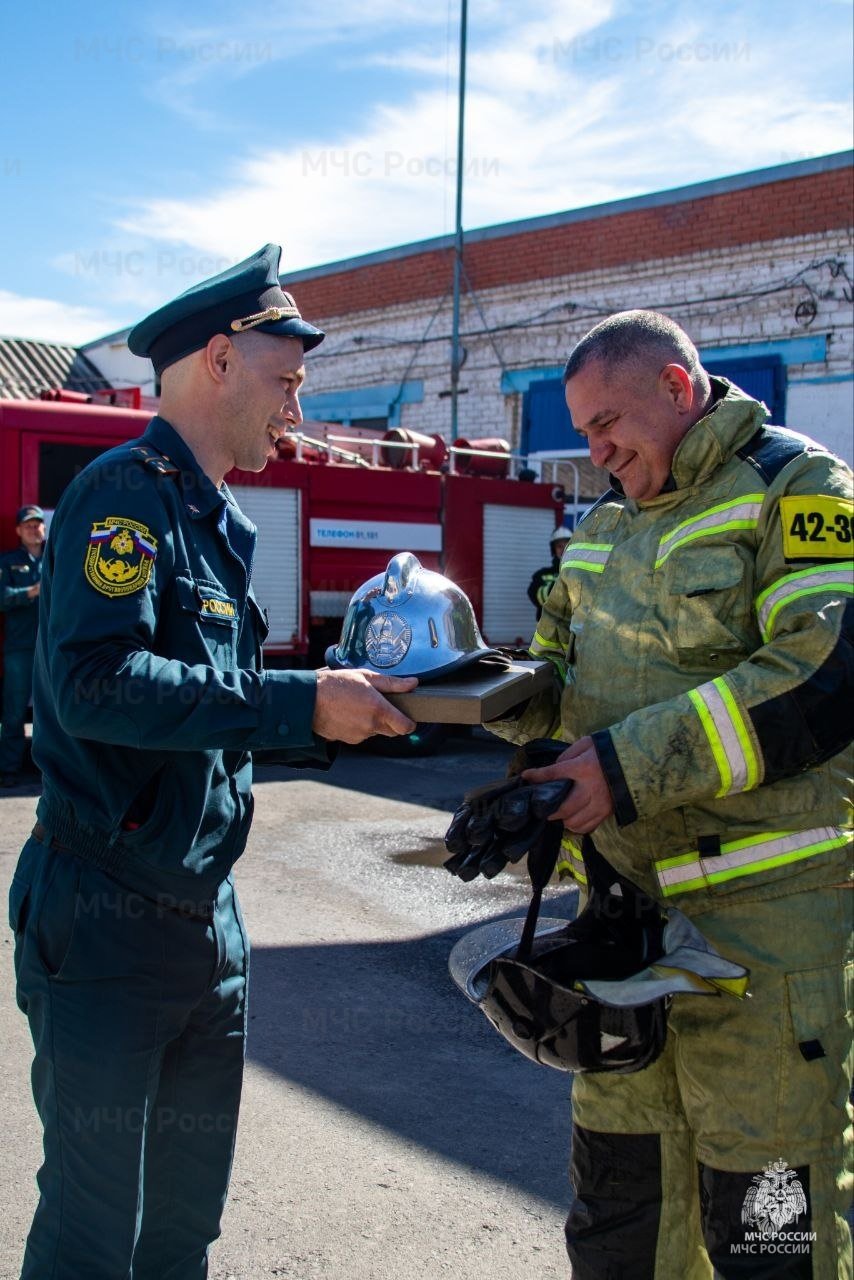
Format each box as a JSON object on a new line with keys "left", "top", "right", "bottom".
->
{"left": 364, "top": 612, "right": 412, "bottom": 667}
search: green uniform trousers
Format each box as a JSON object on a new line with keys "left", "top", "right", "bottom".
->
{"left": 566, "top": 883, "right": 853, "bottom": 1279}
{"left": 9, "top": 834, "right": 250, "bottom": 1279}
{"left": 0, "top": 648, "right": 35, "bottom": 775}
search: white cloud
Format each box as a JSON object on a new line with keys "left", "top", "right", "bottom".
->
{"left": 0, "top": 290, "right": 119, "bottom": 345}
{"left": 55, "top": 0, "right": 853, "bottom": 329}
{"left": 118, "top": 60, "right": 849, "bottom": 269}
{"left": 138, "top": 0, "right": 457, "bottom": 125}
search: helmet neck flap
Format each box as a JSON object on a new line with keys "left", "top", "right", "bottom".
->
{"left": 452, "top": 834, "right": 749, "bottom": 1074}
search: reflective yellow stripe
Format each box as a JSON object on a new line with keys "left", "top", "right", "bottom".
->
{"left": 558, "top": 834, "right": 587, "bottom": 884}
{"left": 531, "top": 651, "right": 563, "bottom": 674}
{"left": 756, "top": 561, "right": 854, "bottom": 641}
{"left": 655, "top": 827, "right": 850, "bottom": 896}
{"left": 688, "top": 677, "right": 760, "bottom": 795}
{"left": 563, "top": 559, "right": 606, "bottom": 574}
{"left": 528, "top": 635, "right": 565, "bottom": 683}
{"left": 655, "top": 495, "right": 764, "bottom": 568}
{"left": 531, "top": 629, "right": 564, "bottom": 653}
{"left": 687, "top": 687, "right": 732, "bottom": 797}
{"left": 562, "top": 542, "right": 612, "bottom": 574}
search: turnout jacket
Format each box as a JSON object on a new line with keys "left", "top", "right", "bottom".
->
{"left": 527, "top": 556, "right": 561, "bottom": 619}
{"left": 33, "top": 416, "right": 329, "bottom": 907}
{"left": 492, "top": 380, "right": 853, "bottom": 907}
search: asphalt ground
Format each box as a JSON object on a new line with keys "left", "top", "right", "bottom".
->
{"left": 0, "top": 730, "right": 580, "bottom": 1280}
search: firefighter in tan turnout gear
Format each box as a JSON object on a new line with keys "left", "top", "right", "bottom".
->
{"left": 488, "top": 311, "right": 853, "bottom": 1279}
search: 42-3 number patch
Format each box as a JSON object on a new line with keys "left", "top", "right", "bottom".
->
{"left": 780, "top": 495, "right": 853, "bottom": 560}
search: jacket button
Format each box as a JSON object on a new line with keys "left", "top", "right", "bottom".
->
{"left": 277, "top": 723, "right": 290, "bottom": 736}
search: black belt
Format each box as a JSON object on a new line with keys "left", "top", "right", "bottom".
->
{"left": 32, "top": 821, "right": 73, "bottom": 854}
{"left": 31, "top": 822, "right": 216, "bottom": 921}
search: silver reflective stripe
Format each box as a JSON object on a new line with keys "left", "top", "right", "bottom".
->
{"left": 688, "top": 678, "right": 759, "bottom": 795}
{"left": 655, "top": 827, "right": 849, "bottom": 896}
{"left": 756, "top": 562, "right": 854, "bottom": 641}
{"left": 561, "top": 542, "right": 612, "bottom": 574}
{"left": 656, "top": 496, "right": 764, "bottom": 568}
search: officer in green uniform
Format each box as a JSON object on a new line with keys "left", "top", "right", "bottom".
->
{"left": 527, "top": 525, "right": 572, "bottom": 620}
{"left": 8, "top": 245, "right": 417, "bottom": 1280}
{"left": 486, "top": 311, "right": 853, "bottom": 1279}
{"left": 0, "top": 504, "right": 45, "bottom": 786}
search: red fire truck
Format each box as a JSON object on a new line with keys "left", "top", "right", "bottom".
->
{"left": 1, "top": 393, "right": 566, "bottom": 653}
{"left": 1, "top": 393, "right": 565, "bottom": 746}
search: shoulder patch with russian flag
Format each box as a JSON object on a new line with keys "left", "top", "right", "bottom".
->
{"left": 84, "top": 517, "right": 158, "bottom": 597}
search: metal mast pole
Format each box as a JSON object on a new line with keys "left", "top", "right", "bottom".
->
{"left": 450, "top": 0, "right": 467, "bottom": 439}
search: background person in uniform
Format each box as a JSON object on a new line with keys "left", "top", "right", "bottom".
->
{"left": 0, "top": 504, "right": 46, "bottom": 787}
{"left": 488, "top": 310, "right": 853, "bottom": 1279}
{"left": 7, "top": 245, "right": 418, "bottom": 1280}
{"left": 527, "top": 524, "right": 572, "bottom": 620}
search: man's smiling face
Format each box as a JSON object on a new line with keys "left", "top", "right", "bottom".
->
{"left": 565, "top": 358, "right": 694, "bottom": 501}
{"left": 225, "top": 333, "right": 306, "bottom": 473}
{"left": 18, "top": 518, "right": 46, "bottom": 554}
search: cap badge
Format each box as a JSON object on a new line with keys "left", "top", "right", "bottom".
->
{"left": 230, "top": 304, "right": 301, "bottom": 332}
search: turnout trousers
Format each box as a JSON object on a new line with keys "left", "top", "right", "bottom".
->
{"left": 566, "top": 882, "right": 853, "bottom": 1280}
{"left": 9, "top": 834, "right": 250, "bottom": 1280}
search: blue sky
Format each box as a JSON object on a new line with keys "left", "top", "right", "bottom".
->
{"left": 1, "top": 0, "right": 851, "bottom": 344}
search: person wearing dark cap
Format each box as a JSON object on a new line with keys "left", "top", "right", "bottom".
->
{"left": 0, "top": 504, "right": 46, "bottom": 787}
{"left": 8, "top": 244, "right": 418, "bottom": 1280}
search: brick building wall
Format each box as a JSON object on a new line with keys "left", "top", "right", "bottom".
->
{"left": 298, "top": 238, "right": 852, "bottom": 471}
{"left": 83, "top": 153, "right": 854, "bottom": 471}
{"left": 291, "top": 162, "right": 852, "bottom": 315}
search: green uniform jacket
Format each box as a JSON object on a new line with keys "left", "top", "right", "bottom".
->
{"left": 33, "top": 416, "right": 330, "bottom": 906}
{"left": 491, "top": 380, "right": 853, "bottom": 906}
{"left": 0, "top": 546, "right": 42, "bottom": 652}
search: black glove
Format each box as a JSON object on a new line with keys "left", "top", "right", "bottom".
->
{"left": 443, "top": 741, "right": 573, "bottom": 881}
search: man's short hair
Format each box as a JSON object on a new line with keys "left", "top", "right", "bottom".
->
{"left": 563, "top": 310, "right": 705, "bottom": 387}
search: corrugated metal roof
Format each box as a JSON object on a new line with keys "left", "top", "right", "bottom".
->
{"left": 0, "top": 337, "right": 111, "bottom": 400}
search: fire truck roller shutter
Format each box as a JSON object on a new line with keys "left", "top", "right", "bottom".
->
{"left": 228, "top": 485, "right": 301, "bottom": 648}
{"left": 482, "top": 504, "right": 557, "bottom": 644}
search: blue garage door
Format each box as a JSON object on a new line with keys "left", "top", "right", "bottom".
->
{"left": 521, "top": 377, "right": 587, "bottom": 453}
{"left": 704, "top": 355, "right": 786, "bottom": 424}
{"left": 524, "top": 356, "right": 787, "bottom": 450}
